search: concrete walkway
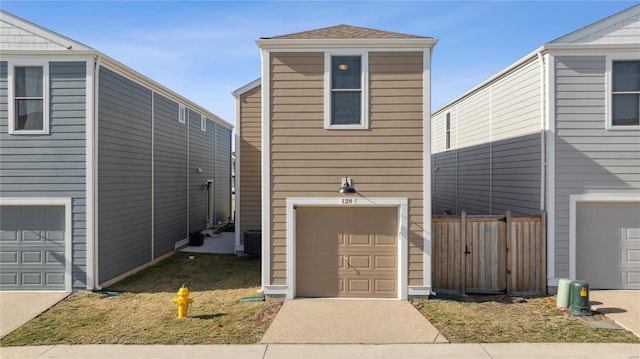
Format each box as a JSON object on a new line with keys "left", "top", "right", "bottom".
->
{"left": 0, "top": 291, "right": 69, "bottom": 338}
{"left": 260, "top": 299, "right": 447, "bottom": 344}
{"left": 181, "top": 231, "right": 235, "bottom": 254}
{"left": 590, "top": 290, "right": 640, "bottom": 337}
{"left": 1, "top": 343, "right": 639, "bottom": 359}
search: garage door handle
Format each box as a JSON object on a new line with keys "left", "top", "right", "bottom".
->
{"left": 344, "top": 256, "right": 350, "bottom": 267}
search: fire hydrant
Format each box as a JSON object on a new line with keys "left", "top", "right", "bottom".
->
{"left": 172, "top": 285, "right": 193, "bottom": 318}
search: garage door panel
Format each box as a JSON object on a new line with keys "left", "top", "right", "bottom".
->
{"left": 576, "top": 202, "right": 640, "bottom": 290}
{"left": 0, "top": 206, "right": 66, "bottom": 290}
{"left": 296, "top": 206, "right": 398, "bottom": 298}
{"left": 347, "top": 278, "right": 371, "bottom": 294}
{"left": 349, "top": 234, "right": 371, "bottom": 246}
{"left": 374, "top": 279, "right": 396, "bottom": 293}
{"left": 347, "top": 255, "right": 370, "bottom": 269}
{"left": 375, "top": 256, "right": 396, "bottom": 269}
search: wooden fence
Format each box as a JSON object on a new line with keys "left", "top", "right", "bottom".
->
{"left": 432, "top": 211, "right": 546, "bottom": 296}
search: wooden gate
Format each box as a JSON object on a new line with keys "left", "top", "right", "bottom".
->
{"left": 432, "top": 211, "right": 546, "bottom": 296}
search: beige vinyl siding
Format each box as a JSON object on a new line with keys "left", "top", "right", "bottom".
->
{"left": 238, "top": 85, "right": 262, "bottom": 243}
{"left": 431, "top": 57, "right": 542, "bottom": 215}
{"left": 553, "top": 55, "right": 640, "bottom": 279}
{"left": 269, "top": 51, "right": 425, "bottom": 286}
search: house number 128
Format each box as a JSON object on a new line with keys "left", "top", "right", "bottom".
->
{"left": 341, "top": 198, "right": 354, "bottom": 205}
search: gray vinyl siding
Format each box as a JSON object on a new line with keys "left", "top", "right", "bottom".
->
{"left": 0, "top": 62, "right": 6, "bottom": 119}
{"left": 0, "top": 61, "right": 88, "bottom": 288}
{"left": 97, "top": 66, "right": 152, "bottom": 283}
{"left": 153, "top": 93, "right": 188, "bottom": 256}
{"left": 431, "top": 57, "right": 542, "bottom": 216}
{"left": 553, "top": 55, "right": 640, "bottom": 279}
{"left": 214, "top": 122, "right": 232, "bottom": 224}
{"left": 188, "top": 110, "right": 213, "bottom": 233}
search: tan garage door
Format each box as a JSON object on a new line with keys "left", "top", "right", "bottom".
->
{"left": 296, "top": 206, "right": 397, "bottom": 298}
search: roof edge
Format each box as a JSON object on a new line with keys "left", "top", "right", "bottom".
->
{"left": 256, "top": 38, "right": 438, "bottom": 49}
{"left": 432, "top": 46, "right": 544, "bottom": 116}
{"left": 0, "top": 10, "right": 93, "bottom": 51}
{"left": 550, "top": 4, "right": 640, "bottom": 44}
{"left": 98, "top": 54, "right": 233, "bottom": 130}
{"left": 232, "top": 78, "right": 261, "bottom": 98}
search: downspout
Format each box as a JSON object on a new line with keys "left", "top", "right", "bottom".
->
{"left": 92, "top": 55, "right": 102, "bottom": 290}
{"left": 537, "top": 51, "right": 546, "bottom": 212}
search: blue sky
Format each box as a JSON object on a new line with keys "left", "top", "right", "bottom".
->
{"left": 2, "top": 1, "right": 636, "bottom": 126}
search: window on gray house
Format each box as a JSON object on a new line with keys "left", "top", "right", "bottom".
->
{"left": 612, "top": 61, "right": 640, "bottom": 126}
{"left": 445, "top": 113, "right": 451, "bottom": 150}
{"left": 331, "top": 56, "right": 362, "bottom": 125}
{"left": 14, "top": 66, "right": 44, "bottom": 131}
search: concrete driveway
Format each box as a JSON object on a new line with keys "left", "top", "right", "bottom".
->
{"left": 589, "top": 290, "right": 640, "bottom": 337}
{"left": 260, "top": 299, "right": 447, "bottom": 344}
{"left": 0, "top": 292, "right": 69, "bottom": 338}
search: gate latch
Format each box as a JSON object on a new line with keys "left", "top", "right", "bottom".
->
{"left": 464, "top": 245, "right": 471, "bottom": 255}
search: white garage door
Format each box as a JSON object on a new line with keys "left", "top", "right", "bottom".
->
{"left": 576, "top": 202, "right": 640, "bottom": 290}
{"left": 0, "top": 206, "right": 66, "bottom": 290}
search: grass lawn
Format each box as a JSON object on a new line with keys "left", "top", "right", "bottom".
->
{"left": 2, "top": 251, "right": 639, "bottom": 345}
{"left": 0, "top": 253, "right": 281, "bottom": 346}
{"left": 414, "top": 295, "right": 640, "bottom": 343}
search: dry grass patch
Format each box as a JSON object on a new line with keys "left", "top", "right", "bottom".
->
{"left": 1, "top": 253, "right": 281, "bottom": 346}
{"left": 414, "top": 295, "right": 640, "bottom": 343}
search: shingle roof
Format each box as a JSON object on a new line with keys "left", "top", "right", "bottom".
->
{"left": 262, "top": 24, "right": 430, "bottom": 40}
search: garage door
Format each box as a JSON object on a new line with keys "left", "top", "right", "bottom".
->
{"left": 296, "top": 206, "right": 397, "bottom": 298}
{"left": 0, "top": 206, "right": 66, "bottom": 290}
{"left": 576, "top": 202, "right": 640, "bottom": 289}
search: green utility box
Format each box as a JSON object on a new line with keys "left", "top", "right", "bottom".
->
{"left": 569, "top": 280, "right": 592, "bottom": 316}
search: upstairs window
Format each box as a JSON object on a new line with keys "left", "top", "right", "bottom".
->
{"left": 445, "top": 112, "right": 451, "bottom": 150}
{"left": 10, "top": 63, "right": 49, "bottom": 134}
{"left": 611, "top": 60, "right": 640, "bottom": 127}
{"left": 178, "top": 104, "right": 187, "bottom": 124}
{"left": 324, "top": 52, "right": 368, "bottom": 129}
{"left": 200, "top": 114, "right": 206, "bottom": 132}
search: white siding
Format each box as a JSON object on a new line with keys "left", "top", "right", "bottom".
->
{"left": 553, "top": 55, "right": 640, "bottom": 279}
{"left": 431, "top": 58, "right": 542, "bottom": 215}
{"left": 0, "top": 19, "right": 69, "bottom": 50}
{"left": 565, "top": 13, "right": 640, "bottom": 45}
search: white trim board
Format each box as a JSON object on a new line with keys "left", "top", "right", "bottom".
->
{"left": 568, "top": 193, "right": 640, "bottom": 281}
{"left": 0, "top": 197, "right": 73, "bottom": 292}
{"left": 280, "top": 197, "right": 409, "bottom": 300}
{"left": 260, "top": 48, "right": 272, "bottom": 292}
{"left": 421, "top": 47, "right": 433, "bottom": 295}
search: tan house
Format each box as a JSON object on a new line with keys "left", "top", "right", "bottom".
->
{"left": 233, "top": 25, "right": 437, "bottom": 300}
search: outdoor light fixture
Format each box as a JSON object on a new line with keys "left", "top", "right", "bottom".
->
{"left": 338, "top": 176, "right": 356, "bottom": 194}
{"left": 338, "top": 64, "right": 349, "bottom": 71}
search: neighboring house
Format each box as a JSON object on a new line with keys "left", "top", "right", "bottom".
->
{"left": 234, "top": 25, "right": 437, "bottom": 299}
{"left": 431, "top": 5, "right": 640, "bottom": 291}
{"left": 0, "top": 11, "right": 233, "bottom": 292}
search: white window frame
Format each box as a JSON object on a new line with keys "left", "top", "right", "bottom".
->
{"left": 178, "top": 104, "right": 187, "bottom": 124}
{"left": 605, "top": 53, "right": 640, "bottom": 130}
{"left": 8, "top": 59, "right": 50, "bottom": 135}
{"left": 445, "top": 112, "right": 451, "bottom": 150}
{"left": 324, "top": 50, "right": 369, "bottom": 130}
{"left": 200, "top": 114, "right": 206, "bottom": 132}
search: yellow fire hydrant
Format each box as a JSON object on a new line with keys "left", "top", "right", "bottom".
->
{"left": 172, "top": 285, "right": 193, "bottom": 318}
